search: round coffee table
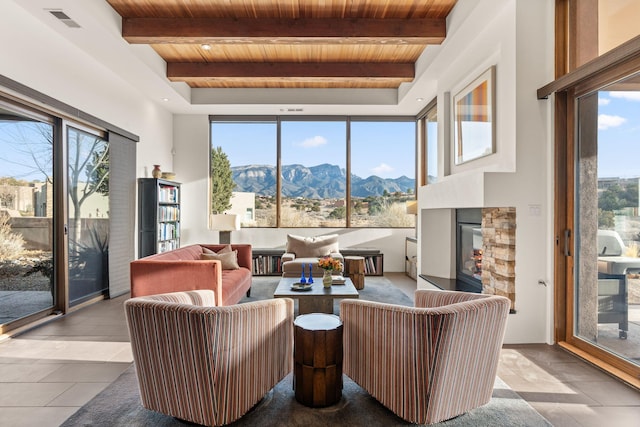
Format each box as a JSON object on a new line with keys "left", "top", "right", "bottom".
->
{"left": 293, "top": 313, "right": 343, "bottom": 407}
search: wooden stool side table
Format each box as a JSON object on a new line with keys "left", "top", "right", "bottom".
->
{"left": 343, "top": 256, "right": 365, "bottom": 290}
{"left": 293, "top": 313, "right": 343, "bottom": 407}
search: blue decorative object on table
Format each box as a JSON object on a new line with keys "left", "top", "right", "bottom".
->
{"left": 300, "top": 264, "right": 307, "bottom": 284}
{"left": 308, "top": 263, "right": 314, "bottom": 283}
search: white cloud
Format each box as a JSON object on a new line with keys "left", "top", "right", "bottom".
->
{"left": 609, "top": 91, "right": 640, "bottom": 101}
{"left": 372, "top": 163, "right": 394, "bottom": 174}
{"left": 598, "top": 98, "right": 610, "bottom": 106}
{"left": 299, "top": 135, "right": 327, "bottom": 147}
{"left": 598, "top": 114, "right": 626, "bottom": 130}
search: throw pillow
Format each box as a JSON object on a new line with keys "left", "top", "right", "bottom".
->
{"left": 202, "top": 245, "right": 232, "bottom": 255}
{"left": 286, "top": 234, "right": 339, "bottom": 257}
{"left": 217, "top": 244, "right": 233, "bottom": 254}
{"left": 200, "top": 250, "right": 240, "bottom": 270}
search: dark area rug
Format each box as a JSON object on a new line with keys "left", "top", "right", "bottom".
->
{"left": 62, "top": 366, "right": 551, "bottom": 427}
{"left": 62, "top": 276, "right": 551, "bottom": 426}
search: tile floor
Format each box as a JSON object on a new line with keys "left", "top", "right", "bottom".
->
{"left": 0, "top": 272, "right": 638, "bottom": 427}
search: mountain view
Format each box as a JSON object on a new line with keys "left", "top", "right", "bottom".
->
{"left": 232, "top": 163, "right": 415, "bottom": 198}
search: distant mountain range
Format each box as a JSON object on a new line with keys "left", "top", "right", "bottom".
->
{"left": 232, "top": 163, "right": 415, "bottom": 198}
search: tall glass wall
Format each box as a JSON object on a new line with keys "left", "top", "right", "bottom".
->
{"left": 0, "top": 105, "right": 54, "bottom": 326}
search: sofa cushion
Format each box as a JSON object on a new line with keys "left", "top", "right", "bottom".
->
{"left": 201, "top": 250, "right": 240, "bottom": 270}
{"left": 286, "top": 234, "right": 339, "bottom": 257}
{"left": 202, "top": 244, "right": 232, "bottom": 255}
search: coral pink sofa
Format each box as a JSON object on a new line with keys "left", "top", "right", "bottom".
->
{"left": 130, "top": 244, "right": 252, "bottom": 306}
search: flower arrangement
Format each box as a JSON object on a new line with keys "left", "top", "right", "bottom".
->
{"left": 318, "top": 256, "right": 342, "bottom": 271}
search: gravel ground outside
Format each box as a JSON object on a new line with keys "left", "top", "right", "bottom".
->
{"left": 0, "top": 251, "right": 52, "bottom": 291}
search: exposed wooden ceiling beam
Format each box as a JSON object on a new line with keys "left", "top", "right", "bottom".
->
{"left": 166, "top": 62, "right": 415, "bottom": 81}
{"left": 123, "top": 18, "right": 446, "bottom": 45}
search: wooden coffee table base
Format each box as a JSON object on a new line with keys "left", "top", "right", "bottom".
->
{"left": 298, "top": 298, "right": 332, "bottom": 314}
{"left": 293, "top": 313, "right": 343, "bottom": 407}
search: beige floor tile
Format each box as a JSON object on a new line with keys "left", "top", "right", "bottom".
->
{"left": 528, "top": 402, "right": 586, "bottom": 427}
{"left": 541, "top": 361, "right": 615, "bottom": 383}
{"left": 107, "top": 346, "right": 133, "bottom": 363}
{"left": 46, "top": 382, "right": 109, "bottom": 407}
{"left": 1, "top": 407, "right": 79, "bottom": 427}
{"left": 569, "top": 379, "right": 640, "bottom": 406}
{"left": 0, "top": 363, "right": 63, "bottom": 382}
{"left": 26, "top": 339, "right": 132, "bottom": 363}
{"left": 39, "top": 362, "right": 130, "bottom": 383}
{"left": 561, "top": 405, "right": 640, "bottom": 427}
{"left": 0, "top": 382, "right": 73, "bottom": 406}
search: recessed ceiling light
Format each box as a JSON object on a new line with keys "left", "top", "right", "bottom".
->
{"left": 201, "top": 44, "right": 211, "bottom": 50}
{"left": 416, "top": 97, "right": 425, "bottom": 102}
{"left": 161, "top": 98, "right": 170, "bottom": 102}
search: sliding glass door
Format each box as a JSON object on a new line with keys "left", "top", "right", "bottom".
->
{"left": 0, "top": 104, "right": 55, "bottom": 329}
{"left": 0, "top": 98, "right": 112, "bottom": 330}
{"left": 67, "top": 126, "right": 109, "bottom": 305}
{"left": 572, "top": 71, "right": 640, "bottom": 376}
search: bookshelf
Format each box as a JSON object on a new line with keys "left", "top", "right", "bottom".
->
{"left": 341, "top": 248, "right": 384, "bottom": 276}
{"left": 252, "top": 249, "right": 284, "bottom": 276}
{"left": 252, "top": 248, "right": 383, "bottom": 277}
{"left": 138, "top": 178, "right": 181, "bottom": 258}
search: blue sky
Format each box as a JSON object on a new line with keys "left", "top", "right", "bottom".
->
{"left": 211, "top": 120, "right": 415, "bottom": 179}
{"left": 0, "top": 121, "right": 52, "bottom": 182}
{"left": 598, "top": 91, "right": 640, "bottom": 178}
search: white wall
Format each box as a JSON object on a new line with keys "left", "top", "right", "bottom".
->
{"left": 0, "top": 2, "right": 174, "bottom": 179}
{"left": 173, "top": 114, "right": 414, "bottom": 271}
{"left": 416, "top": 0, "right": 555, "bottom": 344}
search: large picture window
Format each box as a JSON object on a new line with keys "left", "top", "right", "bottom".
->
{"left": 350, "top": 119, "right": 415, "bottom": 227}
{"left": 210, "top": 116, "right": 416, "bottom": 228}
{"left": 281, "top": 119, "right": 347, "bottom": 227}
{"left": 210, "top": 119, "right": 277, "bottom": 227}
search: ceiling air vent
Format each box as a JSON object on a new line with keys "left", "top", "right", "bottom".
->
{"left": 48, "top": 10, "right": 81, "bottom": 28}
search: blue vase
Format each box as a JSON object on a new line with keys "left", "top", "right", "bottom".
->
{"left": 300, "top": 264, "right": 307, "bottom": 283}
{"left": 308, "top": 263, "right": 314, "bottom": 283}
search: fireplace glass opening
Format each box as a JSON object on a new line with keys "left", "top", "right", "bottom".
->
{"left": 456, "top": 209, "right": 483, "bottom": 292}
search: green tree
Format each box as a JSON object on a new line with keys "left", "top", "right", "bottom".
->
{"left": 210, "top": 146, "right": 234, "bottom": 213}
{"left": 598, "top": 209, "right": 615, "bottom": 229}
{"left": 368, "top": 198, "right": 383, "bottom": 215}
{"left": 622, "top": 182, "right": 638, "bottom": 207}
{"left": 598, "top": 185, "right": 624, "bottom": 211}
{"left": 329, "top": 206, "right": 346, "bottom": 219}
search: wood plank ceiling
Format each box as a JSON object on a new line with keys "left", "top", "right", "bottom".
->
{"left": 106, "top": 0, "right": 458, "bottom": 89}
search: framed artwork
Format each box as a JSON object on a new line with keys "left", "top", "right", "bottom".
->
{"left": 453, "top": 66, "right": 496, "bottom": 165}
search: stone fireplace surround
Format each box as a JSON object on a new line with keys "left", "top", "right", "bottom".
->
{"left": 420, "top": 207, "right": 516, "bottom": 312}
{"left": 481, "top": 207, "right": 516, "bottom": 311}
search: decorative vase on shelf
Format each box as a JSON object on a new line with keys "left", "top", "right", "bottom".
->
{"left": 323, "top": 270, "right": 332, "bottom": 288}
{"left": 152, "top": 165, "right": 162, "bottom": 178}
